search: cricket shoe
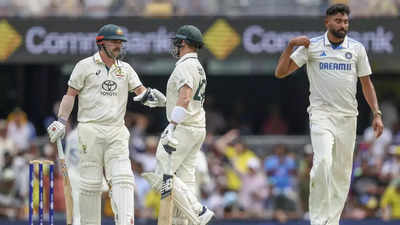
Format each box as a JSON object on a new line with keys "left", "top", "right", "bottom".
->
{"left": 199, "top": 206, "right": 214, "bottom": 225}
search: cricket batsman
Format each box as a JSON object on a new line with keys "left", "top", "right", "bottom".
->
{"left": 275, "top": 4, "right": 384, "bottom": 225}
{"left": 141, "top": 25, "right": 214, "bottom": 225}
{"left": 47, "top": 24, "right": 167, "bottom": 225}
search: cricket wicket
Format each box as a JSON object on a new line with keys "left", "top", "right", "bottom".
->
{"left": 29, "top": 160, "right": 55, "bottom": 225}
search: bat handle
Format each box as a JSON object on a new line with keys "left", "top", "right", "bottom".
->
{"left": 163, "top": 145, "right": 175, "bottom": 175}
{"left": 168, "top": 152, "right": 172, "bottom": 176}
{"left": 56, "top": 139, "right": 65, "bottom": 160}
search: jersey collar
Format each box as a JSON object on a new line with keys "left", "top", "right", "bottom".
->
{"left": 93, "top": 51, "right": 121, "bottom": 66}
{"left": 93, "top": 52, "right": 104, "bottom": 64}
{"left": 176, "top": 52, "right": 198, "bottom": 65}
{"left": 324, "top": 31, "right": 348, "bottom": 49}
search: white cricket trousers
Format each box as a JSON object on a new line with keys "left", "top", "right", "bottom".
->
{"left": 77, "top": 123, "right": 134, "bottom": 225}
{"left": 309, "top": 110, "right": 357, "bottom": 225}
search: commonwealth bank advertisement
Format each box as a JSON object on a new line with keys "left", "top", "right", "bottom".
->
{"left": 0, "top": 17, "right": 398, "bottom": 74}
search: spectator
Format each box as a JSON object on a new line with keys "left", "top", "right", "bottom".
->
{"left": 131, "top": 161, "right": 151, "bottom": 218}
{"left": 261, "top": 105, "right": 288, "bottom": 135}
{"left": 264, "top": 145, "right": 297, "bottom": 193}
{"left": 12, "top": 0, "right": 52, "bottom": 17}
{"left": 7, "top": 108, "right": 36, "bottom": 153}
{"left": 43, "top": 101, "right": 59, "bottom": 132}
{"left": 0, "top": 119, "right": 16, "bottom": 171}
{"left": 143, "top": 189, "right": 160, "bottom": 219}
{"left": 135, "top": 136, "right": 158, "bottom": 172}
{"left": 264, "top": 144, "right": 299, "bottom": 223}
{"left": 381, "top": 178, "right": 400, "bottom": 221}
{"left": 330, "top": 0, "right": 348, "bottom": 4}
{"left": 52, "top": 0, "right": 83, "bottom": 16}
{"left": 204, "top": 96, "right": 226, "bottom": 135}
{"left": 217, "top": 130, "right": 257, "bottom": 173}
{"left": 83, "top": 0, "right": 113, "bottom": 17}
{"left": 127, "top": 113, "right": 150, "bottom": 156}
{"left": 175, "top": 0, "right": 218, "bottom": 15}
{"left": 205, "top": 146, "right": 229, "bottom": 218}
{"left": 298, "top": 144, "right": 313, "bottom": 215}
{"left": 228, "top": 100, "right": 253, "bottom": 135}
{"left": 222, "top": 190, "right": 245, "bottom": 219}
{"left": 0, "top": 0, "right": 13, "bottom": 17}
{"left": 237, "top": 158, "right": 269, "bottom": 218}
{"left": 109, "top": 0, "right": 145, "bottom": 16}
{"left": 350, "top": 160, "right": 382, "bottom": 219}
{"left": 362, "top": 121, "right": 392, "bottom": 169}
{"left": 204, "top": 182, "right": 225, "bottom": 218}
{"left": 349, "top": 0, "right": 399, "bottom": 17}
{"left": 380, "top": 98, "right": 399, "bottom": 131}
{"left": 215, "top": 129, "right": 258, "bottom": 191}
{"left": 0, "top": 168, "right": 22, "bottom": 219}
{"left": 380, "top": 145, "right": 400, "bottom": 183}
{"left": 143, "top": 0, "right": 174, "bottom": 17}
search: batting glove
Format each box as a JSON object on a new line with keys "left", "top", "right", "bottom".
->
{"left": 160, "top": 123, "right": 178, "bottom": 150}
{"left": 47, "top": 120, "right": 66, "bottom": 143}
{"left": 133, "top": 88, "right": 166, "bottom": 108}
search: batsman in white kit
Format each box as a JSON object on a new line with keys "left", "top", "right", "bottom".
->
{"left": 142, "top": 25, "right": 214, "bottom": 225}
{"left": 47, "top": 24, "right": 167, "bottom": 225}
{"left": 275, "top": 4, "right": 384, "bottom": 225}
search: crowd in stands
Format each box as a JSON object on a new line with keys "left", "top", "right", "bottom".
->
{"left": 0, "top": 0, "right": 400, "bottom": 17}
{"left": 1, "top": 0, "right": 399, "bottom": 222}
{"left": 0, "top": 101, "right": 400, "bottom": 223}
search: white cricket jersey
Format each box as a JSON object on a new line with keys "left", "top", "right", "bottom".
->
{"left": 166, "top": 52, "right": 206, "bottom": 128}
{"left": 290, "top": 32, "right": 372, "bottom": 116}
{"left": 68, "top": 52, "right": 142, "bottom": 126}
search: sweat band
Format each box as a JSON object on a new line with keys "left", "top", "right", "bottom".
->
{"left": 170, "top": 106, "right": 187, "bottom": 124}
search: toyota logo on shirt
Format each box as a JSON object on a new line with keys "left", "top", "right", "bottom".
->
{"left": 102, "top": 80, "right": 117, "bottom": 91}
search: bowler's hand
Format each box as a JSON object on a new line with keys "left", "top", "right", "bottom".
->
{"left": 47, "top": 120, "right": 66, "bottom": 143}
{"left": 289, "top": 36, "right": 310, "bottom": 48}
{"left": 160, "top": 123, "right": 178, "bottom": 151}
{"left": 372, "top": 115, "right": 384, "bottom": 138}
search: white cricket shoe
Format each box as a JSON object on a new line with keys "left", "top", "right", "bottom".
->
{"left": 199, "top": 206, "right": 214, "bottom": 225}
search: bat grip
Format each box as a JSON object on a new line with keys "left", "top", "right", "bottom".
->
{"left": 56, "top": 139, "right": 65, "bottom": 160}
{"left": 168, "top": 152, "right": 172, "bottom": 175}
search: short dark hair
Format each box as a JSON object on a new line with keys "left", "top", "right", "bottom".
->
{"left": 326, "top": 4, "right": 350, "bottom": 16}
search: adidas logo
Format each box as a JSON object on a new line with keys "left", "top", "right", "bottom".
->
{"left": 320, "top": 51, "right": 327, "bottom": 56}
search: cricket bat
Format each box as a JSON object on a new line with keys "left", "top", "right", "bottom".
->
{"left": 158, "top": 145, "right": 176, "bottom": 225}
{"left": 56, "top": 139, "right": 74, "bottom": 225}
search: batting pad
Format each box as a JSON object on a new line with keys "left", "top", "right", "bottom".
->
{"left": 79, "top": 190, "right": 101, "bottom": 225}
{"left": 141, "top": 172, "right": 200, "bottom": 225}
{"left": 111, "top": 183, "right": 134, "bottom": 225}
